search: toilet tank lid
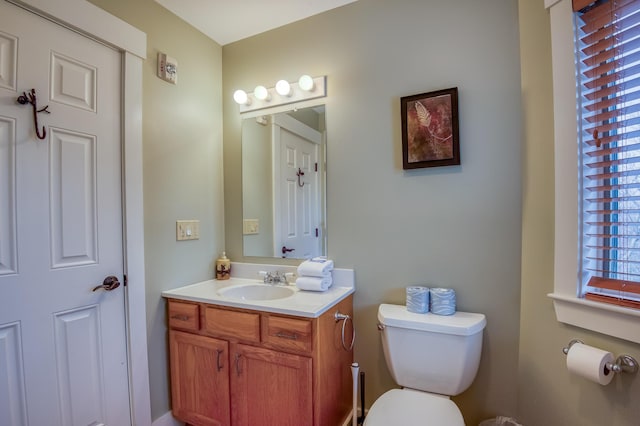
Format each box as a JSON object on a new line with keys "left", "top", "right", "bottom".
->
{"left": 378, "top": 304, "right": 486, "bottom": 336}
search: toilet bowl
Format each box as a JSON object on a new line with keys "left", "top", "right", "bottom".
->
{"left": 364, "top": 389, "right": 464, "bottom": 425}
{"left": 363, "top": 304, "right": 486, "bottom": 425}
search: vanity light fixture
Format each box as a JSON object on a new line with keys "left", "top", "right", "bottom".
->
{"left": 233, "top": 89, "right": 250, "bottom": 106}
{"left": 234, "top": 75, "right": 327, "bottom": 114}
{"left": 298, "top": 74, "right": 315, "bottom": 92}
{"left": 275, "top": 79, "right": 292, "bottom": 97}
{"left": 254, "top": 85, "right": 271, "bottom": 101}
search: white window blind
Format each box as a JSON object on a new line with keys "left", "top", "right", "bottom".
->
{"left": 576, "top": 0, "right": 640, "bottom": 308}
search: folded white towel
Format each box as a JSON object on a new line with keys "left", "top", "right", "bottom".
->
{"left": 297, "top": 258, "right": 334, "bottom": 277}
{"left": 296, "top": 275, "right": 332, "bottom": 292}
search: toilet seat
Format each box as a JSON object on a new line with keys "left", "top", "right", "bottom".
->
{"left": 363, "top": 388, "right": 465, "bottom": 426}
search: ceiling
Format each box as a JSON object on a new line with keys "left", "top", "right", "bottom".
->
{"left": 154, "top": 0, "right": 358, "bottom": 46}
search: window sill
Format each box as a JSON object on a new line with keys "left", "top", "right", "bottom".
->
{"left": 548, "top": 293, "right": 640, "bottom": 344}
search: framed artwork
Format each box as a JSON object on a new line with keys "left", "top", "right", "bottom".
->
{"left": 401, "top": 87, "right": 459, "bottom": 169}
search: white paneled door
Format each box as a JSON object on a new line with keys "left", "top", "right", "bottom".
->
{"left": 274, "top": 114, "right": 322, "bottom": 259}
{"left": 0, "top": 2, "right": 130, "bottom": 426}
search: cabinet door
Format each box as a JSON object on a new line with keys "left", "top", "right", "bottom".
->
{"left": 169, "top": 330, "right": 230, "bottom": 426}
{"left": 231, "top": 343, "right": 312, "bottom": 426}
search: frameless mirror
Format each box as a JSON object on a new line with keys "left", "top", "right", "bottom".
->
{"left": 242, "top": 105, "right": 327, "bottom": 259}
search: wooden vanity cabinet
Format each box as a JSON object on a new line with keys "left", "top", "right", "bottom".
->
{"left": 231, "top": 343, "right": 312, "bottom": 426}
{"left": 167, "top": 295, "right": 353, "bottom": 426}
{"left": 169, "top": 330, "right": 230, "bottom": 426}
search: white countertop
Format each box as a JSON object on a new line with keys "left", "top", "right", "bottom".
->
{"left": 162, "top": 277, "right": 354, "bottom": 318}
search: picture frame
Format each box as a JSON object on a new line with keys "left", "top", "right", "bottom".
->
{"left": 401, "top": 87, "right": 459, "bottom": 169}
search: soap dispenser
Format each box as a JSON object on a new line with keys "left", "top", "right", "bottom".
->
{"left": 215, "top": 252, "right": 231, "bottom": 280}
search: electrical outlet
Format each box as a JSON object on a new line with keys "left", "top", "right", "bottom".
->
{"left": 176, "top": 220, "right": 199, "bottom": 241}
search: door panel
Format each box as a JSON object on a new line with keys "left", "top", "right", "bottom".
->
{"left": 0, "top": 115, "right": 16, "bottom": 274}
{"left": 49, "top": 128, "right": 97, "bottom": 268}
{"left": 170, "top": 330, "right": 231, "bottom": 426}
{"left": 231, "top": 343, "right": 312, "bottom": 426}
{"left": 50, "top": 51, "right": 97, "bottom": 112}
{"left": 0, "top": 30, "right": 17, "bottom": 90}
{"left": 0, "top": 321, "right": 27, "bottom": 426}
{"left": 54, "top": 306, "right": 106, "bottom": 426}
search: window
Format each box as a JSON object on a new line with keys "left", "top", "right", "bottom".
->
{"left": 547, "top": 0, "right": 640, "bottom": 344}
{"left": 576, "top": 0, "right": 640, "bottom": 308}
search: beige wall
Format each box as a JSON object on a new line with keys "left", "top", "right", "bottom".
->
{"left": 87, "top": 0, "right": 224, "bottom": 420}
{"left": 223, "top": 1, "right": 523, "bottom": 424}
{"left": 517, "top": 2, "right": 640, "bottom": 425}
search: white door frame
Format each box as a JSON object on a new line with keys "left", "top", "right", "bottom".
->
{"left": 7, "top": 1, "right": 151, "bottom": 425}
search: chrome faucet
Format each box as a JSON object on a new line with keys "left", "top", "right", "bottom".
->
{"left": 261, "top": 271, "right": 292, "bottom": 285}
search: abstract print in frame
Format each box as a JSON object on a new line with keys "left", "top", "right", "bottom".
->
{"left": 401, "top": 87, "right": 459, "bottom": 169}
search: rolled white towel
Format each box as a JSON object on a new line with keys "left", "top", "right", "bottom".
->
{"left": 296, "top": 275, "right": 332, "bottom": 292}
{"left": 297, "top": 258, "right": 334, "bottom": 277}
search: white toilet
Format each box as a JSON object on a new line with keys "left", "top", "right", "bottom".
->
{"left": 364, "top": 303, "right": 486, "bottom": 425}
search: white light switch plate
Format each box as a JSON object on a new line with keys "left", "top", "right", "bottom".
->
{"left": 243, "top": 219, "right": 259, "bottom": 235}
{"left": 176, "top": 220, "right": 199, "bottom": 241}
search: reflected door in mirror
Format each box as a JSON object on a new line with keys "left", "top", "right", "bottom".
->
{"left": 242, "top": 106, "right": 327, "bottom": 259}
{"left": 276, "top": 120, "right": 320, "bottom": 258}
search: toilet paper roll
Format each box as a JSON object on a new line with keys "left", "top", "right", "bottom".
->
{"left": 566, "top": 343, "right": 615, "bottom": 385}
{"left": 406, "top": 286, "right": 430, "bottom": 313}
{"left": 430, "top": 288, "right": 456, "bottom": 315}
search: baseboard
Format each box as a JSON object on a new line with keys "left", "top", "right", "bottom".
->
{"left": 154, "top": 408, "right": 366, "bottom": 426}
{"left": 151, "top": 411, "right": 184, "bottom": 426}
{"left": 341, "top": 408, "right": 368, "bottom": 426}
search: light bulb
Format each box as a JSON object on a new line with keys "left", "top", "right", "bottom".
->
{"left": 275, "top": 80, "right": 292, "bottom": 97}
{"left": 298, "top": 75, "right": 314, "bottom": 92}
{"left": 254, "top": 85, "right": 270, "bottom": 101}
{"left": 233, "top": 89, "right": 249, "bottom": 105}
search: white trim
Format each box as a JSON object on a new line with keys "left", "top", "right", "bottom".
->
{"left": 240, "top": 97, "right": 327, "bottom": 120}
{"left": 8, "top": 1, "right": 152, "bottom": 424}
{"left": 151, "top": 411, "right": 184, "bottom": 426}
{"left": 122, "top": 52, "right": 152, "bottom": 426}
{"left": 11, "top": 0, "right": 146, "bottom": 58}
{"left": 550, "top": 0, "right": 579, "bottom": 299}
{"left": 548, "top": 0, "right": 640, "bottom": 344}
{"left": 548, "top": 294, "right": 640, "bottom": 343}
{"left": 273, "top": 113, "right": 322, "bottom": 145}
{"left": 545, "top": 0, "right": 563, "bottom": 9}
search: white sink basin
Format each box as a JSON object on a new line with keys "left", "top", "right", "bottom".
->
{"left": 218, "top": 284, "right": 295, "bottom": 301}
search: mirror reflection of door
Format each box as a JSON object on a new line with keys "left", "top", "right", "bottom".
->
{"left": 241, "top": 106, "right": 326, "bottom": 259}
{"left": 273, "top": 114, "right": 322, "bottom": 258}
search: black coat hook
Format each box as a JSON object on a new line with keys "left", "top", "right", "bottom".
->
{"left": 16, "top": 88, "right": 50, "bottom": 140}
{"left": 296, "top": 168, "right": 305, "bottom": 187}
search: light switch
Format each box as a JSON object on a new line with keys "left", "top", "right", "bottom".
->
{"left": 243, "top": 219, "right": 259, "bottom": 235}
{"left": 176, "top": 220, "right": 200, "bottom": 241}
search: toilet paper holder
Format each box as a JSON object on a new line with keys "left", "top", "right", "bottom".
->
{"left": 563, "top": 339, "right": 639, "bottom": 375}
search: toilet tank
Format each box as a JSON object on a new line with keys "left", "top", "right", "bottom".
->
{"left": 377, "top": 304, "right": 486, "bottom": 396}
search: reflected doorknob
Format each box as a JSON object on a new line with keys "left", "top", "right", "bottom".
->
{"left": 282, "top": 246, "right": 295, "bottom": 256}
{"left": 92, "top": 275, "right": 121, "bottom": 292}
